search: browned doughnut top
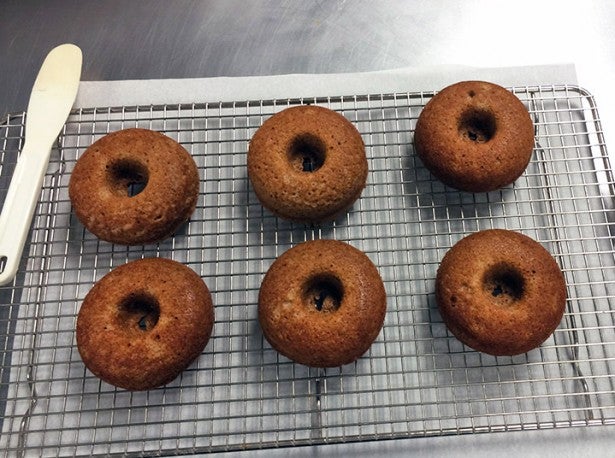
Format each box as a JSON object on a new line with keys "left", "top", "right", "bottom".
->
{"left": 414, "top": 81, "right": 534, "bottom": 192}
{"left": 69, "top": 128, "right": 199, "bottom": 245}
{"left": 76, "top": 258, "right": 214, "bottom": 390}
{"left": 258, "top": 239, "right": 386, "bottom": 367}
{"left": 436, "top": 229, "right": 566, "bottom": 356}
{"left": 248, "top": 105, "right": 367, "bottom": 223}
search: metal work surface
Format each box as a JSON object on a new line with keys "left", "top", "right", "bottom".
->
{"left": 0, "top": 85, "right": 614, "bottom": 456}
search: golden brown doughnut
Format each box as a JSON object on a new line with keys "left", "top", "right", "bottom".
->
{"left": 69, "top": 128, "right": 199, "bottom": 245}
{"left": 436, "top": 229, "right": 566, "bottom": 356}
{"left": 414, "top": 81, "right": 534, "bottom": 192}
{"left": 248, "top": 105, "right": 367, "bottom": 223}
{"left": 76, "top": 258, "right": 214, "bottom": 390}
{"left": 258, "top": 239, "right": 386, "bottom": 367}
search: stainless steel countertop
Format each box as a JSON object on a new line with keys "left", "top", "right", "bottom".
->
{"left": 2, "top": 0, "right": 615, "bottom": 146}
{"left": 1, "top": 1, "right": 614, "bottom": 456}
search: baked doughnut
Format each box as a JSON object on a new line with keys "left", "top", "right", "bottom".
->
{"left": 69, "top": 128, "right": 199, "bottom": 245}
{"left": 414, "top": 81, "right": 534, "bottom": 192}
{"left": 436, "top": 229, "right": 566, "bottom": 356}
{"left": 76, "top": 258, "right": 214, "bottom": 390}
{"left": 248, "top": 105, "right": 367, "bottom": 223}
{"left": 258, "top": 239, "right": 386, "bottom": 367}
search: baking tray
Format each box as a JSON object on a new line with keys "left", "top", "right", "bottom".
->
{"left": 0, "top": 85, "right": 614, "bottom": 456}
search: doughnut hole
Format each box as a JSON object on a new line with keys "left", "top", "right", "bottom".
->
{"left": 302, "top": 274, "right": 344, "bottom": 312}
{"left": 458, "top": 108, "right": 496, "bottom": 143}
{"left": 117, "top": 292, "right": 160, "bottom": 332}
{"left": 106, "top": 158, "right": 149, "bottom": 197}
{"left": 288, "top": 133, "right": 326, "bottom": 172}
{"left": 483, "top": 263, "right": 525, "bottom": 306}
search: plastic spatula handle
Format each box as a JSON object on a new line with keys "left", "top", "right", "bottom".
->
{"left": 0, "top": 44, "right": 82, "bottom": 286}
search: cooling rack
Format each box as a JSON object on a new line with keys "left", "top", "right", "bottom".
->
{"left": 0, "top": 85, "right": 614, "bottom": 457}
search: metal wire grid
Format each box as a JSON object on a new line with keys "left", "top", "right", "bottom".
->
{"left": 0, "top": 85, "right": 614, "bottom": 456}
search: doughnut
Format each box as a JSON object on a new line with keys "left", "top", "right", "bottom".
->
{"left": 248, "top": 105, "right": 367, "bottom": 223}
{"left": 414, "top": 81, "right": 534, "bottom": 192}
{"left": 76, "top": 258, "right": 214, "bottom": 390}
{"left": 69, "top": 128, "right": 200, "bottom": 245}
{"left": 436, "top": 229, "right": 566, "bottom": 356}
{"left": 258, "top": 239, "right": 386, "bottom": 367}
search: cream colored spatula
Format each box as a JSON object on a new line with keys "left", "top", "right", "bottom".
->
{"left": 0, "top": 44, "right": 82, "bottom": 286}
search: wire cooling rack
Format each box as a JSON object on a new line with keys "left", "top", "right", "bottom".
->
{"left": 0, "top": 85, "right": 614, "bottom": 457}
